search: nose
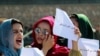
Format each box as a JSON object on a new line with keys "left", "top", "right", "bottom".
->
{"left": 18, "top": 32, "right": 23, "bottom": 38}
{"left": 38, "top": 31, "right": 43, "bottom": 36}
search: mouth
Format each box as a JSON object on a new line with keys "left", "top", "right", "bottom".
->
{"left": 37, "top": 37, "right": 43, "bottom": 41}
{"left": 16, "top": 39, "right": 22, "bottom": 45}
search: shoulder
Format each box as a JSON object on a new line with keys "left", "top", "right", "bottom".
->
{"left": 54, "top": 44, "right": 70, "bottom": 54}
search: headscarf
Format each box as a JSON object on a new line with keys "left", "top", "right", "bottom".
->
{"left": 0, "top": 19, "right": 22, "bottom": 56}
{"left": 31, "top": 16, "right": 70, "bottom": 56}
{"left": 70, "top": 14, "right": 94, "bottom": 39}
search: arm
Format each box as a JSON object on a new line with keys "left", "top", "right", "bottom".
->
{"left": 72, "top": 26, "right": 81, "bottom": 50}
{"left": 69, "top": 27, "right": 82, "bottom": 56}
{"left": 69, "top": 41, "right": 81, "bottom": 56}
{"left": 69, "top": 49, "right": 81, "bottom": 56}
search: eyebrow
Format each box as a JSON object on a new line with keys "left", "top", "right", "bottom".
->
{"left": 12, "top": 29, "right": 23, "bottom": 31}
{"left": 43, "top": 28, "right": 48, "bottom": 30}
{"left": 36, "top": 27, "right": 48, "bottom": 30}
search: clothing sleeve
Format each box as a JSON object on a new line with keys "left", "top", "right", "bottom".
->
{"left": 69, "top": 49, "right": 82, "bottom": 56}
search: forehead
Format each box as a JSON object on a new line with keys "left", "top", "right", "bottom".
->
{"left": 71, "top": 18, "right": 78, "bottom": 22}
{"left": 12, "top": 23, "right": 23, "bottom": 29}
{"left": 37, "top": 22, "right": 50, "bottom": 29}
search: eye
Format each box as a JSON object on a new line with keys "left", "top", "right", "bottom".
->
{"left": 35, "top": 28, "right": 41, "bottom": 34}
{"left": 20, "top": 30, "right": 23, "bottom": 33}
{"left": 13, "top": 30, "right": 18, "bottom": 34}
{"left": 43, "top": 29, "right": 49, "bottom": 35}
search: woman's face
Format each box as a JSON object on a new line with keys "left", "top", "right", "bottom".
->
{"left": 71, "top": 18, "right": 79, "bottom": 27}
{"left": 12, "top": 23, "right": 23, "bottom": 50}
{"left": 35, "top": 22, "right": 51, "bottom": 44}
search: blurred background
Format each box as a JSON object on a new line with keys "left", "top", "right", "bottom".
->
{"left": 0, "top": 0, "right": 100, "bottom": 46}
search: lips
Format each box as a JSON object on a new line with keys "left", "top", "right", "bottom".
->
{"left": 16, "top": 39, "right": 22, "bottom": 45}
{"left": 37, "top": 37, "right": 43, "bottom": 41}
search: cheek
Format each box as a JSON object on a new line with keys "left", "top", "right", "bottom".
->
{"left": 13, "top": 34, "right": 18, "bottom": 44}
{"left": 35, "top": 35, "right": 38, "bottom": 40}
{"left": 35, "top": 33, "right": 38, "bottom": 38}
{"left": 13, "top": 34, "right": 17, "bottom": 41}
{"left": 73, "top": 22, "right": 78, "bottom": 27}
{"left": 75, "top": 23, "right": 78, "bottom": 27}
{"left": 13, "top": 36, "right": 16, "bottom": 47}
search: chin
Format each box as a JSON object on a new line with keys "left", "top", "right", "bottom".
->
{"left": 37, "top": 42, "right": 42, "bottom": 44}
{"left": 14, "top": 46, "right": 21, "bottom": 50}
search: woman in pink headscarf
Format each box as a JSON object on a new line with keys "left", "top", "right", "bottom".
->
{"left": 31, "top": 16, "right": 81, "bottom": 56}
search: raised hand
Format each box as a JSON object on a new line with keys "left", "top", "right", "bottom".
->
{"left": 72, "top": 26, "right": 81, "bottom": 50}
{"left": 74, "top": 26, "right": 81, "bottom": 40}
{"left": 42, "top": 34, "right": 54, "bottom": 56}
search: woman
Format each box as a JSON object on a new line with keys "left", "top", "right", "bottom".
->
{"left": 0, "top": 19, "right": 23, "bottom": 56}
{"left": 70, "top": 14, "right": 94, "bottom": 39}
{"left": 0, "top": 18, "right": 54, "bottom": 56}
{"left": 31, "top": 16, "right": 82, "bottom": 56}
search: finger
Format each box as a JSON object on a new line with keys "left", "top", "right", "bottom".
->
{"left": 48, "top": 34, "right": 52, "bottom": 41}
{"left": 74, "top": 27, "right": 77, "bottom": 34}
{"left": 45, "top": 34, "right": 48, "bottom": 41}
{"left": 51, "top": 36, "right": 55, "bottom": 45}
{"left": 51, "top": 36, "right": 54, "bottom": 43}
{"left": 74, "top": 28, "right": 80, "bottom": 34}
{"left": 45, "top": 34, "right": 49, "bottom": 40}
{"left": 51, "top": 36, "right": 54, "bottom": 40}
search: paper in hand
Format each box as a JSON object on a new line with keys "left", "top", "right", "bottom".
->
{"left": 53, "top": 8, "right": 78, "bottom": 41}
{"left": 68, "top": 38, "right": 99, "bottom": 56}
{"left": 20, "top": 48, "right": 44, "bottom": 56}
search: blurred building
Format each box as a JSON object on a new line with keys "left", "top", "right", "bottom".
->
{"left": 0, "top": 0, "right": 100, "bottom": 26}
{"left": 0, "top": 0, "right": 100, "bottom": 46}
{"left": 0, "top": 18, "right": 6, "bottom": 24}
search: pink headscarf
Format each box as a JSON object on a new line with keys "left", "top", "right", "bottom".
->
{"left": 31, "top": 16, "right": 70, "bottom": 56}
